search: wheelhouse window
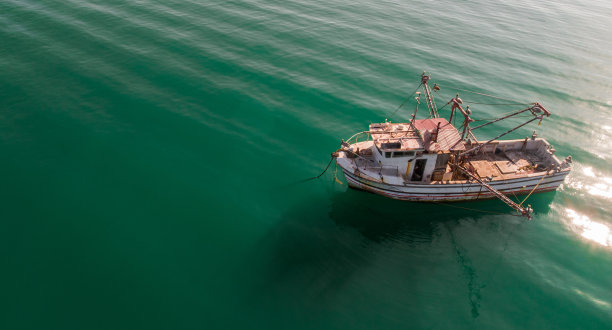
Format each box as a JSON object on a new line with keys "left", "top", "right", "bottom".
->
{"left": 391, "top": 151, "right": 415, "bottom": 158}
{"left": 381, "top": 142, "right": 401, "bottom": 149}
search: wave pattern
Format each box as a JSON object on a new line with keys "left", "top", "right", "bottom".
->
{"left": 1, "top": 0, "right": 612, "bottom": 329}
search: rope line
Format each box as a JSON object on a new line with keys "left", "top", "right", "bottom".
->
{"left": 462, "top": 101, "right": 530, "bottom": 106}
{"left": 334, "top": 162, "right": 343, "bottom": 185}
{"left": 510, "top": 189, "right": 521, "bottom": 203}
{"left": 436, "top": 84, "right": 520, "bottom": 103}
{"left": 480, "top": 107, "right": 533, "bottom": 118}
{"left": 437, "top": 100, "right": 452, "bottom": 112}
{"left": 386, "top": 84, "right": 423, "bottom": 120}
{"left": 294, "top": 157, "right": 334, "bottom": 184}
{"left": 471, "top": 114, "right": 535, "bottom": 122}
{"left": 519, "top": 173, "right": 547, "bottom": 206}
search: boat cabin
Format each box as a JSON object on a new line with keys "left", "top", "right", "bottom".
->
{"left": 369, "top": 118, "right": 465, "bottom": 182}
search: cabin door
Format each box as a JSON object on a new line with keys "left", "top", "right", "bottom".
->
{"left": 411, "top": 159, "right": 427, "bottom": 181}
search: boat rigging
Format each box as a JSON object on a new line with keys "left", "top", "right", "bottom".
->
{"left": 333, "top": 71, "right": 572, "bottom": 219}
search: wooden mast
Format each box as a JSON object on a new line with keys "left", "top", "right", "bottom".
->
{"left": 421, "top": 72, "right": 439, "bottom": 118}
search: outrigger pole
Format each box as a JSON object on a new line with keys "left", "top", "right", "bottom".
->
{"left": 419, "top": 76, "right": 550, "bottom": 219}
{"left": 453, "top": 163, "right": 534, "bottom": 219}
{"left": 458, "top": 103, "right": 550, "bottom": 157}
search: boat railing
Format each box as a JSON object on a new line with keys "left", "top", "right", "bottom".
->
{"left": 346, "top": 131, "right": 372, "bottom": 145}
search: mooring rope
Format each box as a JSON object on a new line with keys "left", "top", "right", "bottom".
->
{"left": 286, "top": 156, "right": 335, "bottom": 186}
{"left": 311, "top": 156, "right": 334, "bottom": 180}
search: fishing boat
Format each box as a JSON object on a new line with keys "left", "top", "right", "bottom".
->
{"left": 333, "top": 72, "right": 572, "bottom": 219}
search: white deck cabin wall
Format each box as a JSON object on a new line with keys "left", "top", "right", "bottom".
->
{"left": 372, "top": 147, "right": 413, "bottom": 177}
{"left": 371, "top": 145, "right": 439, "bottom": 182}
{"left": 417, "top": 153, "right": 438, "bottom": 182}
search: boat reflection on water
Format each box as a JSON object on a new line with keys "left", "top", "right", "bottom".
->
{"left": 242, "top": 188, "right": 557, "bottom": 320}
{"left": 250, "top": 187, "right": 556, "bottom": 283}
{"left": 330, "top": 186, "right": 556, "bottom": 241}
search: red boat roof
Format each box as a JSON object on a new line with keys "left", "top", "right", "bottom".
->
{"left": 369, "top": 118, "right": 466, "bottom": 152}
{"left": 413, "top": 118, "right": 466, "bottom": 152}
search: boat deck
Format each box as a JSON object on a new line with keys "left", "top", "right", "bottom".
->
{"left": 344, "top": 139, "right": 557, "bottom": 185}
{"left": 465, "top": 150, "right": 550, "bottom": 181}
{"left": 333, "top": 73, "right": 570, "bottom": 213}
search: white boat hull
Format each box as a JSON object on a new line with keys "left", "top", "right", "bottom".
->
{"left": 340, "top": 167, "right": 569, "bottom": 202}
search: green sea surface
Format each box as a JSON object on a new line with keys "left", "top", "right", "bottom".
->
{"left": 1, "top": 0, "right": 611, "bottom": 329}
